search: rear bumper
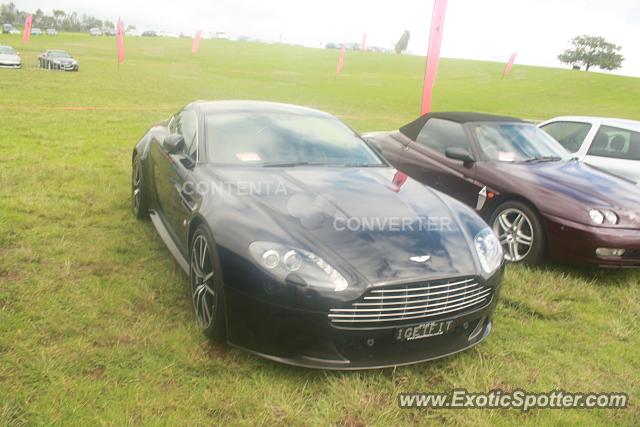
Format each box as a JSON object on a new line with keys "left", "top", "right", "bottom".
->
{"left": 544, "top": 214, "right": 640, "bottom": 267}
{"left": 224, "top": 272, "right": 502, "bottom": 370}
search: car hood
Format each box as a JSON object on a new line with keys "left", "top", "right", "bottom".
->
{"left": 53, "top": 58, "right": 76, "bottom": 63}
{"left": 485, "top": 160, "right": 640, "bottom": 227}
{"left": 0, "top": 53, "right": 20, "bottom": 63}
{"left": 204, "top": 166, "right": 483, "bottom": 285}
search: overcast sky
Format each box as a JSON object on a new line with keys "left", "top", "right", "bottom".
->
{"left": 15, "top": 0, "right": 640, "bottom": 76}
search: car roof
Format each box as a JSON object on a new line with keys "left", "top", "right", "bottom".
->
{"left": 400, "top": 111, "right": 524, "bottom": 141}
{"left": 541, "top": 116, "right": 640, "bottom": 132}
{"left": 189, "top": 100, "right": 335, "bottom": 118}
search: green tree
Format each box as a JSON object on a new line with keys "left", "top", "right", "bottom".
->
{"left": 395, "top": 30, "right": 410, "bottom": 54}
{"left": 558, "top": 35, "right": 624, "bottom": 71}
{"left": 0, "top": 1, "right": 18, "bottom": 24}
{"left": 52, "top": 9, "right": 66, "bottom": 26}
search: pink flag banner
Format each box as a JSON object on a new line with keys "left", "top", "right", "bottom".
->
{"left": 503, "top": 52, "right": 517, "bottom": 77}
{"left": 22, "top": 15, "right": 32, "bottom": 44}
{"left": 192, "top": 30, "right": 203, "bottom": 54}
{"left": 336, "top": 46, "right": 346, "bottom": 75}
{"left": 117, "top": 18, "right": 125, "bottom": 64}
{"left": 421, "top": 0, "right": 448, "bottom": 115}
{"left": 361, "top": 32, "right": 367, "bottom": 51}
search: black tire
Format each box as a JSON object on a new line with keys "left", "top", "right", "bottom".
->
{"left": 489, "top": 200, "right": 545, "bottom": 266}
{"left": 131, "top": 154, "right": 149, "bottom": 219}
{"left": 190, "top": 225, "right": 226, "bottom": 341}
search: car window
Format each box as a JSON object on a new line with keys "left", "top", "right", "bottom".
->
{"left": 204, "top": 112, "right": 383, "bottom": 166}
{"left": 48, "top": 51, "right": 70, "bottom": 58}
{"left": 587, "top": 125, "right": 640, "bottom": 161}
{"left": 179, "top": 111, "right": 198, "bottom": 159}
{"left": 540, "top": 121, "right": 591, "bottom": 153}
{"left": 415, "top": 118, "right": 470, "bottom": 155}
{"left": 470, "top": 122, "right": 571, "bottom": 162}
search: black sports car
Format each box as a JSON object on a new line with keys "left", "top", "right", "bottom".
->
{"left": 131, "top": 101, "right": 504, "bottom": 369}
{"left": 38, "top": 50, "right": 79, "bottom": 71}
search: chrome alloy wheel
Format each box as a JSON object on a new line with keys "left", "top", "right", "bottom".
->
{"left": 132, "top": 161, "right": 142, "bottom": 212}
{"left": 492, "top": 208, "right": 534, "bottom": 262}
{"left": 190, "top": 234, "right": 216, "bottom": 328}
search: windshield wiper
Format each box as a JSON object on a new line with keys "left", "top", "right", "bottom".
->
{"left": 340, "top": 163, "right": 384, "bottom": 167}
{"left": 262, "top": 161, "right": 382, "bottom": 168}
{"left": 521, "top": 156, "right": 562, "bottom": 163}
{"left": 262, "top": 161, "right": 325, "bottom": 167}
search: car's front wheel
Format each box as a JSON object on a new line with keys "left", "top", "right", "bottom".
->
{"left": 490, "top": 200, "right": 545, "bottom": 266}
{"left": 190, "top": 226, "right": 226, "bottom": 341}
{"left": 131, "top": 155, "right": 149, "bottom": 219}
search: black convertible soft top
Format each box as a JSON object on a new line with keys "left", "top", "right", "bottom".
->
{"left": 399, "top": 112, "right": 524, "bottom": 141}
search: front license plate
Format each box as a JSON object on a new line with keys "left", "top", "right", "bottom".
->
{"left": 394, "top": 320, "right": 455, "bottom": 342}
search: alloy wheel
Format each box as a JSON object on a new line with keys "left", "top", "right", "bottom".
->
{"left": 190, "top": 234, "right": 216, "bottom": 328}
{"left": 492, "top": 208, "right": 534, "bottom": 262}
{"left": 132, "top": 161, "right": 141, "bottom": 212}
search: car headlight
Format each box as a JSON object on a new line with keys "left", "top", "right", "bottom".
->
{"left": 249, "top": 241, "right": 348, "bottom": 291}
{"left": 603, "top": 210, "right": 618, "bottom": 225}
{"left": 474, "top": 228, "right": 503, "bottom": 275}
{"left": 589, "top": 209, "right": 618, "bottom": 225}
{"left": 589, "top": 209, "right": 604, "bottom": 224}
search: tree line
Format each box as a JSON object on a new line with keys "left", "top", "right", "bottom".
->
{"left": 0, "top": 2, "right": 134, "bottom": 31}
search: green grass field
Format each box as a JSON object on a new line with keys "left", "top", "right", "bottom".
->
{"left": 1, "top": 32, "right": 639, "bottom": 426}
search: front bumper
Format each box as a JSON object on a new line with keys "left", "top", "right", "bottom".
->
{"left": 544, "top": 214, "right": 640, "bottom": 267}
{"left": 0, "top": 62, "right": 21, "bottom": 69}
{"left": 224, "top": 272, "right": 503, "bottom": 369}
{"left": 59, "top": 64, "right": 79, "bottom": 71}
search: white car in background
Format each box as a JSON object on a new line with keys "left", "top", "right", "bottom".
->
{"left": 539, "top": 116, "right": 640, "bottom": 184}
{"left": 0, "top": 45, "right": 21, "bottom": 68}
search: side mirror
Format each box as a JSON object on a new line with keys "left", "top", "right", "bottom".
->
{"left": 163, "top": 134, "right": 184, "bottom": 154}
{"left": 445, "top": 147, "right": 474, "bottom": 164}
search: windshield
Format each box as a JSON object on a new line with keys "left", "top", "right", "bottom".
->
{"left": 49, "top": 51, "right": 71, "bottom": 58}
{"left": 204, "top": 112, "right": 384, "bottom": 167}
{"left": 470, "top": 122, "right": 571, "bottom": 163}
{"left": 0, "top": 46, "right": 16, "bottom": 55}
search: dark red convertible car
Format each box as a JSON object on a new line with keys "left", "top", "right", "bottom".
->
{"left": 365, "top": 112, "right": 640, "bottom": 267}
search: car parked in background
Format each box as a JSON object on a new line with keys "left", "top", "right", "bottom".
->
{"left": 539, "top": 116, "right": 640, "bottom": 184}
{"left": 89, "top": 27, "right": 102, "bottom": 36}
{"left": 38, "top": 50, "right": 79, "bottom": 71}
{"left": 365, "top": 112, "right": 640, "bottom": 268}
{"left": 130, "top": 101, "right": 505, "bottom": 369}
{"left": 30, "top": 27, "right": 43, "bottom": 36}
{"left": 0, "top": 45, "right": 21, "bottom": 68}
{"left": 141, "top": 30, "right": 157, "bottom": 37}
{"left": 2, "top": 23, "right": 13, "bottom": 34}
{"left": 46, "top": 28, "right": 58, "bottom": 36}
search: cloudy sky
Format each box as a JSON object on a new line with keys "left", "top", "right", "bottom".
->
{"left": 15, "top": 0, "right": 640, "bottom": 76}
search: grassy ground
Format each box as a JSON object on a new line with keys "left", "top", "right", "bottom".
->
{"left": 0, "top": 32, "right": 639, "bottom": 426}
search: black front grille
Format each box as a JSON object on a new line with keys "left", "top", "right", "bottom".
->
{"left": 622, "top": 249, "right": 640, "bottom": 259}
{"left": 329, "top": 277, "right": 492, "bottom": 327}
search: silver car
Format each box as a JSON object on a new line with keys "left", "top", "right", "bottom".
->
{"left": 0, "top": 45, "right": 21, "bottom": 68}
{"left": 539, "top": 116, "right": 640, "bottom": 184}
